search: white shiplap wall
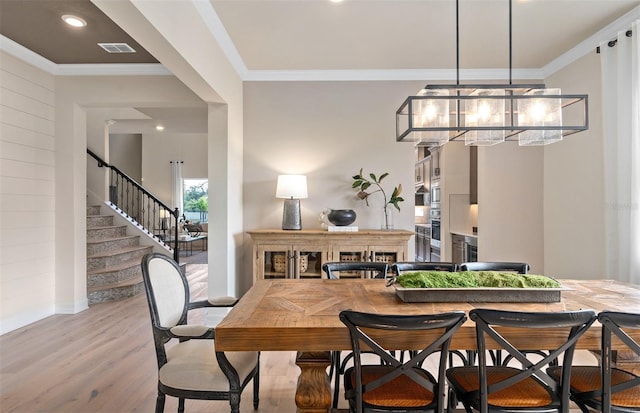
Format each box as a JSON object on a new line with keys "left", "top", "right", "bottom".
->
{"left": 0, "top": 52, "right": 56, "bottom": 334}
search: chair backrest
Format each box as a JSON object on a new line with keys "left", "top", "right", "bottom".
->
{"left": 141, "top": 253, "right": 190, "bottom": 362}
{"left": 459, "top": 261, "right": 530, "bottom": 274}
{"left": 340, "top": 310, "right": 467, "bottom": 413}
{"left": 470, "top": 308, "right": 597, "bottom": 413}
{"left": 598, "top": 311, "right": 640, "bottom": 412}
{"left": 391, "top": 262, "right": 458, "bottom": 276}
{"left": 321, "top": 261, "right": 389, "bottom": 279}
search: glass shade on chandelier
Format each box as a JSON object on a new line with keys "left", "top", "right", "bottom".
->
{"left": 412, "top": 89, "right": 450, "bottom": 146}
{"left": 517, "top": 88, "right": 563, "bottom": 146}
{"left": 464, "top": 89, "right": 506, "bottom": 146}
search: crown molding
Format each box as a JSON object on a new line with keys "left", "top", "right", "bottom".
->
{"left": 242, "top": 68, "right": 544, "bottom": 82}
{"left": 55, "top": 63, "right": 171, "bottom": 76}
{"left": 192, "top": 0, "right": 248, "bottom": 79}
{"left": 0, "top": 35, "right": 57, "bottom": 73}
{"left": 542, "top": 4, "right": 640, "bottom": 78}
{"left": 1, "top": 34, "right": 170, "bottom": 76}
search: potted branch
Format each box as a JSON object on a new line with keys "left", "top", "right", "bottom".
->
{"left": 352, "top": 168, "right": 404, "bottom": 230}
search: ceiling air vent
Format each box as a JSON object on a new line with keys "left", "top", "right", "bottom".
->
{"left": 98, "top": 43, "right": 136, "bottom": 53}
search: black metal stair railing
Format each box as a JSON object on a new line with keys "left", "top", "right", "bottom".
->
{"left": 87, "top": 149, "right": 180, "bottom": 262}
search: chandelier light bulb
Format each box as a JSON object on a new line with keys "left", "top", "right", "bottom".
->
{"left": 423, "top": 103, "right": 438, "bottom": 122}
{"left": 477, "top": 102, "right": 492, "bottom": 121}
{"left": 529, "top": 102, "right": 547, "bottom": 122}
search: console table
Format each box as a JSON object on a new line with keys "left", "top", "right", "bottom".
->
{"left": 247, "top": 229, "right": 413, "bottom": 282}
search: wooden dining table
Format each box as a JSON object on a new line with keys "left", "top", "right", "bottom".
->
{"left": 215, "top": 278, "right": 640, "bottom": 413}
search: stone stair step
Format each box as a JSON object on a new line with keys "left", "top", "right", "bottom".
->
{"left": 87, "top": 205, "right": 101, "bottom": 216}
{"left": 87, "top": 215, "right": 114, "bottom": 228}
{"left": 87, "top": 274, "right": 144, "bottom": 305}
{"left": 87, "top": 258, "right": 142, "bottom": 287}
{"left": 87, "top": 245, "right": 152, "bottom": 271}
{"left": 87, "top": 235, "right": 140, "bottom": 256}
{"left": 87, "top": 225, "right": 128, "bottom": 240}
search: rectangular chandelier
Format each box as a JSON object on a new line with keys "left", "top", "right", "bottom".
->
{"left": 396, "top": 83, "right": 589, "bottom": 147}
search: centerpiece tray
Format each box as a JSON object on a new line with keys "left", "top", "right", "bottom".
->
{"left": 390, "top": 271, "right": 566, "bottom": 303}
{"left": 393, "top": 284, "right": 564, "bottom": 303}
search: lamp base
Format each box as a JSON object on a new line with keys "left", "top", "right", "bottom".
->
{"left": 282, "top": 199, "right": 302, "bottom": 230}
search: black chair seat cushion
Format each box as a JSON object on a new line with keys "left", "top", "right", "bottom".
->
{"left": 345, "top": 365, "right": 437, "bottom": 409}
{"left": 447, "top": 366, "right": 556, "bottom": 408}
{"left": 547, "top": 365, "right": 640, "bottom": 409}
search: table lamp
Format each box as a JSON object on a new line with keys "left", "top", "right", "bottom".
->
{"left": 159, "top": 209, "right": 170, "bottom": 240}
{"left": 276, "top": 175, "right": 308, "bottom": 230}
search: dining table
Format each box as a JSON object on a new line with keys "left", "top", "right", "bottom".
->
{"left": 215, "top": 278, "right": 640, "bottom": 413}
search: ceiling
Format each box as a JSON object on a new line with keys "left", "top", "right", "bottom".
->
{"left": 1, "top": 0, "right": 638, "bottom": 134}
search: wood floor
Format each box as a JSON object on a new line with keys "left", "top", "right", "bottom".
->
{"left": 0, "top": 261, "right": 307, "bottom": 413}
{"left": 0, "top": 256, "right": 597, "bottom": 413}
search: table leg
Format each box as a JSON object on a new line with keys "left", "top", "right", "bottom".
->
{"left": 295, "top": 351, "right": 332, "bottom": 413}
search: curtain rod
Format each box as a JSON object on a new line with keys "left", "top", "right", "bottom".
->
{"left": 596, "top": 29, "right": 633, "bottom": 54}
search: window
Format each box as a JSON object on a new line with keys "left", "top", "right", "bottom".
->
{"left": 183, "top": 179, "right": 208, "bottom": 223}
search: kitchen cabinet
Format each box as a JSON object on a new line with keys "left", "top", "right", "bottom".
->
{"left": 430, "top": 146, "right": 441, "bottom": 181}
{"left": 248, "top": 229, "right": 412, "bottom": 282}
{"left": 415, "top": 225, "right": 430, "bottom": 262}
{"left": 452, "top": 234, "right": 465, "bottom": 264}
{"left": 470, "top": 145, "right": 478, "bottom": 205}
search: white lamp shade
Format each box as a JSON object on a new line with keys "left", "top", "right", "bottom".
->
{"left": 276, "top": 175, "right": 308, "bottom": 199}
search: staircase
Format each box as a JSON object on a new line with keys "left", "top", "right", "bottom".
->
{"left": 86, "top": 205, "right": 152, "bottom": 305}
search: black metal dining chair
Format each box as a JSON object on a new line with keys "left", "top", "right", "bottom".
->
{"left": 322, "top": 261, "right": 389, "bottom": 279}
{"left": 340, "top": 310, "right": 466, "bottom": 413}
{"left": 391, "top": 262, "right": 458, "bottom": 276}
{"left": 459, "top": 262, "right": 530, "bottom": 274}
{"left": 390, "top": 262, "right": 471, "bottom": 367}
{"left": 547, "top": 311, "right": 640, "bottom": 413}
{"left": 446, "top": 308, "right": 597, "bottom": 413}
{"left": 458, "top": 261, "right": 532, "bottom": 366}
{"left": 322, "top": 261, "right": 390, "bottom": 408}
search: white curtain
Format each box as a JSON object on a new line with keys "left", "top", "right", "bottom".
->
{"left": 171, "top": 161, "right": 184, "bottom": 217}
{"left": 601, "top": 21, "right": 640, "bottom": 285}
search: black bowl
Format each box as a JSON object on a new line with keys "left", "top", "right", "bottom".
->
{"left": 327, "top": 209, "right": 356, "bottom": 226}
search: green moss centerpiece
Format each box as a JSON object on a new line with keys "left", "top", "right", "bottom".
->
{"left": 396, "top": 271, "right": 562, "bottom": 289}
{"left": 392, "top": 271, "right": 564, "bottom": 303}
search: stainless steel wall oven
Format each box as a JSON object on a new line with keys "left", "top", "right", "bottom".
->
{"left": 430, "top": 219, "right": 441, "bottom": 249}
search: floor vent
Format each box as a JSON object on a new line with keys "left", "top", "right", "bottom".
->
{"left": 98, "top": 43, "right": 136, "bottom": 53}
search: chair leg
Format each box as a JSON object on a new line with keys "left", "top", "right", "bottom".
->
{"left": 177, "top": 398, "right": 185, "bottom": 413}
{"left": 253, "top": 368, "right": 260, "bottom": 409}
{"left": 155, "top": 392, "right": 165, "bottom": 413}
{"left": 332, "top": 351, "right": 341, "bottom": 409}
{"left": 447, "top": 387, "right": 457, "bottom": 413}
{"left": 229, "top": 391, "right": 241, "bottom": 413}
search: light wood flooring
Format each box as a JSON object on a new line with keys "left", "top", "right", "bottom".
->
{"left": 0, "top": 257, "right": 597, "bottom": 413}
{"left": 0, "top": 261, "right": 306, "bottom": 413}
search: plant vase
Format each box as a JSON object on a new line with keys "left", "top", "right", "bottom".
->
{"left": 381, "top": 206, "right": 394, "bottom": 230}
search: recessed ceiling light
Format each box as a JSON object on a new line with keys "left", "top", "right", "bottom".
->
{"left": 330, "top": 0, "right": 344, "bottom": 3}
{"left": 62, "top": 15, "right": 87, "bottom": 28}
{"left": 155, "top": 125, "right": 165, "bottom": 131}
